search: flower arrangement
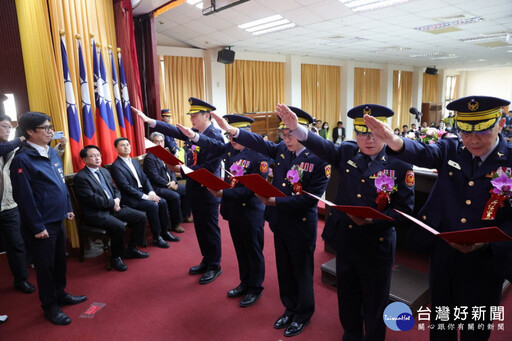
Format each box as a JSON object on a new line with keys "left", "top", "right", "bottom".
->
{"left": 191, "top": 145, "right": 200, "bottom": 153}
{"left": 482, "top": 168, "right": 512, "bottom": 220}
{"left": 229, "top": 163, "right": 244, "bottom": 176}
{"left": 374, "top": 172, "right": 397, "bottom": 211}
{"left": 286, "top": 165, "right": 304, "bottom": 195}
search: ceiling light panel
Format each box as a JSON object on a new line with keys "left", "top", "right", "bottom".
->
{"left": 414, "top": 16, "right": 484, "bottom": 32}
{"left": 239, "top": 15, "right": 296, "bottom": 36}
{"left": 339, "top": 0, "right": 410, "bottom": 12}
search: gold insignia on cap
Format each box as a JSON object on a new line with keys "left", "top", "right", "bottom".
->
{"left": 468, "top": 100, "right": 479, "bottom": 111}
{"left": 363, "top": 107, "right": 371, "bottom": 115}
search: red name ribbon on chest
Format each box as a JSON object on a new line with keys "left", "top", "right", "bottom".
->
{"left": 482, "top": 170, "right": 512, "bottom": 220}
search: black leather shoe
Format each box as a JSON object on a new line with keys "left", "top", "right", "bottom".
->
{"left": 110, "top": 257, "right": 127, "bottom": 271}
{"left": 240, "top": 292, "right": 262, "bottom": 307}
{"left": 199, "top": 267, "right": 222, "bottom": 284}
{"left": 57, "top": 293, "right": 88, "bottom": 306}
{"left": 189, "top": 263, "right": 207, "bottom": 275}
{"left": 14, "top": 280, "right": 36, "bottom": 294}
{"left": 274, "top": 315, "right": 292, "bottom": 329}
{"left": 44, "top": 306, "right": 71, "bottom": 325}
{"left": 124, "top": 247, "right": 150, "bottom": 259}
{"left": 161, "top": 231, "right": 180, "bottom": 242}
{"left": 284, "top": 320, "right": 309, "bottom": 337}
{"left": 227, "top": 284, "right": 247, "bottom": 298}
{"left": 152, "top": 236, "right": 170, "bottom": 248}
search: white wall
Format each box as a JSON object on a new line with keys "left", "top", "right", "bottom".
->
{"left": 457, "top": 67, "right": 512, "bottom": 101}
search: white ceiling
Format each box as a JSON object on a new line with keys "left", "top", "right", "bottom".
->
{"left": 134, "top": 0, "right": 512, "bottom": 70}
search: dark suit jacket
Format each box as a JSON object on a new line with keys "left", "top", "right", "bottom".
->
{"left": 332, "top": 127, "right": 345, "bottom": 143}
{"left": 143, "top": 152, "right": 177, "bottom": 189}
{"left": 73, "top": 166, "right": 119, "bottom": 222}
{"left": 110, "top": 156, "right": 154, "bottom": 207}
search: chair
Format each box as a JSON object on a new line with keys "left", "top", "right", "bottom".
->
{"left": 64, "top": 174, "right": 112, "bottom": 271}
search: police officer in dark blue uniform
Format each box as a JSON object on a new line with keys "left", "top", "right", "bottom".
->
{"left": 211, "top": 108, "right": 330, "bottom": 337}
{"left": 10, "top": 112, "right": 87, "bottom": 325}
{"left": 136, "top": 98, "right": 225, "bottom": 284}
{"left": 175, "top": 114, "right": 269, "bottom": 307}
{"left": 365, "top": 96, "right": 512, "bottom": 341}
{"left": 160, "top": 109, "right": 179, "bottom": 155}
{"left": 277, "top": 103, "right": 415, "bottom": 340}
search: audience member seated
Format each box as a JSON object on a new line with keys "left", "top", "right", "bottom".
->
{"left": 110, "top": 137, "right": 179, "bottom": 249}
{"left": 73, "top": 145, "right": 150, "bottom": 271}
{"left": 143, "top": 132, "right": 187, "bottom": 233}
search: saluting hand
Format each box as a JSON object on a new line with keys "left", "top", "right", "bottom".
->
{"left": 363, "top": 115, "right": 404, "bottom": 151}
{"left": 176, "top": 123, "right": 196, "bottom": 139}
{"left": 210, "top": 112, "right": 238, "bottom": 136}
{"left": 275, "top": 104, "right": 299, "bottom": 131}
{"left": 131, "top": 106, "right": 154, "bottom": 125}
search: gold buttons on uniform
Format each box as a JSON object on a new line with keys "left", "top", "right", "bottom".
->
{"left": 302, "top": 218, "right": 307, "bottom": 222}
{"left": 356, "top": 194, "right": 362, "bottom": 198}
{"left": 242, "top": 203, "right": 246, "bottom": 207}
{"left": 379, "top": 237, "right": 384, "bottom": 242}
{"left": 449, "top": 172, "right": 453, "bottom": 176}
{"left": 348, "top": 225, "right": 353, "bottom": 229}
{"left": 346, "top": 169, "right": 350, "bottom": 173}
{"left": 468, "top": 181, "right": 474, "bottom": 186}
{"left": 282, "top": 183, "right": 286, "bottom": 187}
{"left": 465, "top": 200, "right": 471, "bottom": 205}
{"left": 461, "top": 218, "right": 467, "bottom": 223}
{"left": 422, "top": 215, "right": 427, "bottom": 220}
{"left": 361, "top": 179, "right": 365, "bottom": 183}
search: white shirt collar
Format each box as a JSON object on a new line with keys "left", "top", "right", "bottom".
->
{"left": 27, "top": 141, "right": 49, "bottom": 158}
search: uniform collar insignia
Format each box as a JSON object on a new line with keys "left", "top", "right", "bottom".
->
{"left": 448, "top": 160, "right": 461, "bottom": 170}
{"left": 381, "top": 156, "right": 386, "bottom": 161}
{"left": 280, "top": 153, "right": 285, "bottom": 159}
{"left": 227, "top": 152, "right": 231, "bottom": 157}
{"left": 305, "top": 152, "right": 309, "bottom": 156}
{"left": 497, "top": 152, "right": 504, "bottom": 157}
{"left": 461, "top": 146, "right": 465, "bottom": 150}
{"left": 347, "top": 160, "right": 357, "bottom": 168}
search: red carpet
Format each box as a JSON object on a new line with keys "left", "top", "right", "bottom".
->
{"left": 1, "top": 217, "right": 511, "bottom": 340}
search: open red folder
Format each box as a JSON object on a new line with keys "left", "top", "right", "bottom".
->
{"left": 394, "top": 209, "right": 512, "bottom": 244}
{"left": 146, "top": 145, "right": 183, "bottom": 166}
{"left": 234, "top": 174, "right": 286, "bottom": 198}
{"left": 181, "top": 165, "right": 231, "bottom": 191}
{"left": 303, "top": 191, "right": 394, "bottom": 221}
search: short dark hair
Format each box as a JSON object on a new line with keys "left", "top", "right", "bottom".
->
{"left": 80, "top": 145, "right": 101, "bottom": 159}
{"left": 18, "top": 111, "right": 51, "bottom": 139}
{"left": 0, "top": 113, "right": 11, "bottom": 122}
{"left": 114, "top": 137, "right": 130, "bottom": 147}
{"left": 337, "top": 121, "right": 343, "bottom": 125}
{"left": 402, "top": 125, "right": 408, "bottom": 129}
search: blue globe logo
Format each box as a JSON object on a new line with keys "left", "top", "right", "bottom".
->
{"left": 383, "top": 302, "right": 415, "bottom": 331}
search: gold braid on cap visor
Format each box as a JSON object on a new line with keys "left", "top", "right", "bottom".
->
{"left": 230, "top": 121, "right": 251, "bottom": 129}
{"left": 353, "top": 116, "right": 388, "bottom": 133}
{"left": 279, "top": 117, "right": 310, "bottom": 129}
{"left": 188, "top": 105, "right": 211, "bottom": 114}
{"left": 455, "top": 107, "right": 501, "bottom": 132}
{"left": 456, "top": 118, "right": 498, "bottom": 133}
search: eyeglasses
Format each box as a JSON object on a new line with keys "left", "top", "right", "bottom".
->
{"left": 279, "top": 133, "right": 293, "bottom": 140}
{"left": 458, "top": 130, "right": 493, "bottom": 137}
{"left": 355, "top": 131, "right": 374, "bottom": 139}
{"left": 35, "top": 125, "right": 54, "bottom": 132}
{"left": 0, "top": 124, "right": 12, "bottom": 130}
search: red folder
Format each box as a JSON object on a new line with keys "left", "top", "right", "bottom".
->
{"left": 181, "top": 166, "right": 231, "bottom": 191}
{"left": 234, "top": 174, "right": 286, "bottom": 198}
{"left": 303, "top": 191, "right": 394, "bottom": 221}
{"left": 394, "top": 209, "right": 512, "bottom": 244}
{"left": 146, "top": 145, "right": 183, "bottom": 166}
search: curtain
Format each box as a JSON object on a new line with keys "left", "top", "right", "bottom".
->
{"left": 225, "top": 60, "right": 285, "bottom": 114}
{"left": 301, "top": 64, "right": 340, "bottom": 127}
{"left": 422, "top": 73, "right": 439, "bottom": 103}
{"left": 159, "top": 56, "right": 205, "bottom": 128}
{"left": 391, "top": 70, "right": 413, "bottom": 130}
{"left": 354, "top": 67, "right": 381, "bottom": 106}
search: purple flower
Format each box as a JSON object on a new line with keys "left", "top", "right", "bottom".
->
{"left": 191, "top": 145, "right": 200, "bottom": 153}
{"left": 375, "top": 173, "right": 394, "bottom": 192}
{"left": 286, "top": 169, "right": 299, "bottom": 184}
{"left": 491, "top": 174, "right": 512, "bottom": 194}
{"left": 230, "top": 164, "right": 244, "bottom": 176}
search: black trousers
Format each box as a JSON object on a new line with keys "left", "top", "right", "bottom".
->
{"left": 228, "top": 219, "right": 264, "bottom": 294}
{"left": 132, "top": 198, "right": 169, "bottom": 238}
{"left": 154, "top": 187, "right": 182, "bottom": 227}
{"left": 93, "top": 206, "right": 146, "bottom": 258}
{"left": 274, "top": 234, "right": 315, "bottom": 324}
{"left": 30, "top": 220, "right": 67, "bottom": 311}
{"left": 191, "top": 202, "right": 220, "bottom": 268}
{"left": 0, "top": 208, "right": 29, "bottom": 284}
{"left": 176, "top": 183, "right": 191, "bottom": 218}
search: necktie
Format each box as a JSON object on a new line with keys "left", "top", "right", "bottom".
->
{"left": 471, "top": 156, "right": 482, "bottom": 177}
{"left": 96, "top": 170, "right": 113, "bottom": 199}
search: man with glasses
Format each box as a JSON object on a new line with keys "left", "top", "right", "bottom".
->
{"left": 365, "top": 96, "right": 512, "bottom": 340}
{"left": 211, "top": 107, "right": 330, "bottom": 337}
{"left": 0, "top": 113, "right": 36, "bottom": 295}
{"left": 277, "top": 104, "right": 415, "bottom": 340}
{"left": 10, "top": 112, "right": 87, "bottom": 325}
{"left": 74, "top": 145, "right": 149, "bottom": 271}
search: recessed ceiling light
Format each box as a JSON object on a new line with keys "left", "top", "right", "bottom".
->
{"left": 409, "top": 52, "right": 448, "bottom": 58}
{"left": 372, "top": 47, "right": 411, "bottom": 53}
{"left": 252, "top": 23, "right": 296, "bottom": 36}
{"left": 414, "top": 17, "right": 484, "bottom": 32}
{"left": 239, "top": 15, "right": 296, "bottom": 36}
{"left": 318, "top": 37, "right": 367, "bottom": 45}
{"left": 186, "top": 0, "right": 202, "bottom": 5}
{"left": 339, "top": 0, "right": 410, "bottom": 12}
{"left": 239, "top": 15, "right": 283, "bottom": 29}
{"left": 246, "top": 19, "right": 290, "bottom": 33}
{"left": 460, "top": 33, "right": 511, "bottom": 42}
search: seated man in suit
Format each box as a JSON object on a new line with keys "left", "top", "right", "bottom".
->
{"left": 74, "top": 145, "right": 150, "bottom": 271}
{"left": 143, "top": 132, "right": 186, "bottom": 233}
{"left": 110, "top": 137, "right": 179, "bottom": 249}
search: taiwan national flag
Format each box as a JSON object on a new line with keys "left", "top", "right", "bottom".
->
{"left": 77, "top": 39, "right": 96, "bottom": 147}
{"left": 110, "top": 50, "right": 126, "bottom": 138}
{"left": 99, "top": 50, "right": 118, "bottom": 148}
{"left": 92, "top": 39, "right": 115, "bottom": 164}
{"left": 60, "top": 36, "right": 84, "bottom": 172}
{"left": 117, "top": 51, "right": 135, "bottom": 150}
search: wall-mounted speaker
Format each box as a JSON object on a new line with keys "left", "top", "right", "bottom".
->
{"left": 217, "top": 48, "right": 235, "bottom": 64}
{"left": 425, "top": 67, "right": 438, "bottom": 75}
